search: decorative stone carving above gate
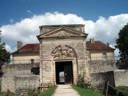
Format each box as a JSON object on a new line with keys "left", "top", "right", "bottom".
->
{"left": 51, "top": 45, "right": 76, "bottom": 59}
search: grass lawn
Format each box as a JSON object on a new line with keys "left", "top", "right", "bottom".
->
{"left": 38, "top": 87, "right": 56, "bottom": 96}
{"left": 0, "top": 87, "right": 56, "bottom": 96}
{"left": 0, "top": 92, "right": 15, "bottom": 96}
{"left": 73, "top": 86, "right": 104, "bottom": 96}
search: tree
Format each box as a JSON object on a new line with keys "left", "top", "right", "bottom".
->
{"left": 0, "top": 31, "right": 10, "bottom": 64}
{"left": 116, "top": 23, "right": 128, "bottom": 69}
{"left": 0, "top": 30, "right": 10, "bottom": 76}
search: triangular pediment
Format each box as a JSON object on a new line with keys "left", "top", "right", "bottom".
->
{"left": 38, "top": 27, "right": 87, "bottom": 39}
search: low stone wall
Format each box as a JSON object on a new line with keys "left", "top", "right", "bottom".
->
{"left": 1, "top": 63, "right": 40, "bottom": 93}
{"left": 15, "top": 75, "right": 40, "bottom": 90}
{"left": 91, "top": 71, "right": 115, "bottom": 89}
{"left": 2, "top": 63, "right": 39, "bottom": 75}
{"left": 114, "top": 69, "right": 128, "bottom": 87}
{"left": 1, "top": 75, "right": 40, "bottom": 92}
{"left": 1, "top": 76, "right": 16, "bottom": 92}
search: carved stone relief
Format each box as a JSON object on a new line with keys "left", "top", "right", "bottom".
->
{"left": 51, "top": 45, "right": 76, "bottom": 59}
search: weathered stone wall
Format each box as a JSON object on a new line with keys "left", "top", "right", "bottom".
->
{"left": 90, "top": 52, "right": 114, "bottom": 61}
{"left": 13, "top": 55, "right": 39, "bottom": 64}
{"left": 1, "top": 76, "right": 16, "bottom": 92}
{"left": 91, "top": 71, "right": 115, "bottom": 89}
{"left": 89, "top": 51, "right": 115, "bottom": 88}
{"left": 1, "top": 75, "right": 39, "bottom": 92}
{"left": 15, "top": 75, "right": 39, "bottom": 90}
{"left": 1, "top": 63, "right": 40, "bottom": 92}
{"left": 114, "top": 70, "right": 128, "bottom": 87}
{"left": 2, "top": 63, "right": 39, "bottom": 75}
{"left": 88, "top": 51, "right": 114, "bottom": 73}
{"left": 89, "top": 60, "right": 114, "bottom": 73}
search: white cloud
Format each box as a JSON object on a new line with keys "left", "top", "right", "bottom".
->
{"left": 0, "top": 12, "right": 128, "bottom": 53}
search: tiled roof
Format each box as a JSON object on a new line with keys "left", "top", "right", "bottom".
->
{"left": 86, "top": 41, "right": 114, "bottom": 52}
{"left": 12, "top": 41, "right": 114, "bottom": 55}
{"left": 12, "top": 44, "right": 39, "bottom": 55}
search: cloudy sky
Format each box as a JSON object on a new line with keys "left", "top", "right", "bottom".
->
{"left": 0, "top": 0, "right": 128, "bottom": 55}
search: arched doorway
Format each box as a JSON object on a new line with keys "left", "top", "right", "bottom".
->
{"left": 51, "top": 45, "right": 77, "bottom": 84}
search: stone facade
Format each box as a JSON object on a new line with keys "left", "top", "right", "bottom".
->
{"left": 38, "top": 24, "right": 89, "bottom": 85}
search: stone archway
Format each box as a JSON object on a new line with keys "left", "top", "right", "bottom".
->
{"left": 51, "top": 45, "right": 78, "bottom": 84}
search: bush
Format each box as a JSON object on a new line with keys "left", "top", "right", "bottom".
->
{"left": 38, "top": 86, "right": 56, "bottom": 96}
{"left": 77, "top": 75, "right": 91, "bottom": 88}
{"left": 27, "top": 89, "right": 40, "bottom": 96}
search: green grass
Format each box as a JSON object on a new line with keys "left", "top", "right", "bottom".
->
{"left": 116, "top": 86, "right": 128, "bottom": 96}
{"left": 38, "top": 87, "right": 56, "bottom": 96}
{"left": 73, "top": 86, "right": 104, "bottom": 96}
{"left": 0, "top": 87, "right": 56, "bottom": 96}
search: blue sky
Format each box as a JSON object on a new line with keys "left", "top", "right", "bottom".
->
{"left": 0, "top": 0, "right": 128, "bottom": 25}
{"left": 0, "top": 0, "right": 128, "bottom": 54}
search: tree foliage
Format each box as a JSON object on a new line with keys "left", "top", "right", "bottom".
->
{"left": 116, "top": 23, "right": 128, "bottom": 69}
{"left": 0, "top": 31, "right": 10, "bottom": 76}
{"left": 0, "top": 32, "right": 10, "bottom": 64}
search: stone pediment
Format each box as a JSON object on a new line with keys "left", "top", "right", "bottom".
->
{"left": 38, "top": 27, "right": 87, "bottom": 39}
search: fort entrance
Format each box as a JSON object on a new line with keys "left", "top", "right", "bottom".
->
{"left": 38, "top": 24, "right": 88, "bottom": 85}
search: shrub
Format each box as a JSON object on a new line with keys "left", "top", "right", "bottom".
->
{"left": 38, "top": 86, "right": 56, "bottom": 96}
{"left": 27, "top": 89, "right": 40, "bottom": 96}
{"left": 77, "top": 75, "right": 91, "bottom": 88}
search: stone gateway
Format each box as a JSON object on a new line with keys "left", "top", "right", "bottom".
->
{"left": 38, "top": 24, "right": 89, "bottom": 85}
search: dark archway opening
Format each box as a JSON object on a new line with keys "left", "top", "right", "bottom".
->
{"left": 55, "top": 61, "right": 73, "bottom": 84}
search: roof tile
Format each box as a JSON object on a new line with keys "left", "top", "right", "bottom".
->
{"left": 86, "top": 41, "right": 114, "bottom": 52}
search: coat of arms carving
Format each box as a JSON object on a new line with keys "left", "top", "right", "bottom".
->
{"left": 51, "top": 45, "right": 76, "bottom": 59}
